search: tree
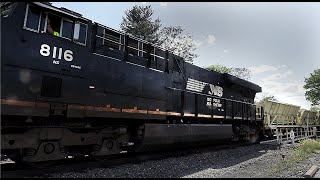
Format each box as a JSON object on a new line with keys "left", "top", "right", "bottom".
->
{"left": 260, "top": 95, "right": 278, "bottom": 102}
{"left": 229, "top": 68, "right": 251, "bottom": 81}
{"left": 120, "top": 5, "right": 199, "bottom": 62}
{"left": 158, "top": 26, "right": 199, "bottom": 62}
{"left": 303, "top": 68, "right": 320, "bottom": 106}
{"left": 120, "top": 5, "right": 162, "bottom": 44}
{"left": 254, "top": 93, "right": 278, "bottom": 104}
{"left": 206, "top": 64, "right": 251, "bottom": 81}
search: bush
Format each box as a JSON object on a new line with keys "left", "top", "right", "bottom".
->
{"left": 299, "top": 139, "right": 320, "bottom": 154}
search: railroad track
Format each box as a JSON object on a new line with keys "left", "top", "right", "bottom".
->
{"left": 1, "top": 141, "right": 267, "bottom": 178}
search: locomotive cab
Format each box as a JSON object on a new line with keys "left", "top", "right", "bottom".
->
{"left": 2, "top": 2, "right": 90, "bottom": 77}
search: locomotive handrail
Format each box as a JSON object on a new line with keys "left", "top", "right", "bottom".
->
{"left": 96, "top": 30, "right": 166, "bottom": 61}
{"left": 96, "top": 35, "right": 120, "bottom": 44}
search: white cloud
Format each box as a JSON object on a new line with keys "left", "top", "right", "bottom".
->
{"left": 257, "top": 73, "right": 309, "bottom": 109}
{"left": 252, "top": 65, "right": 311, "bottom": 109}
{"left": 141, "top": 2, "right": 147, "bottom": 5}
{"left": 262, "top": 70, "right": 293, "bottom": 81}
{"left": 223, "top": 49, "right": 228, "bottom": 53}
{"left": 249, "top": 65, "right": 279, "bottom": 74}
{"left": 261, "top": 83, "right": 308, "bottom": 108}
{"left": 160, "top": 2, "right": 167, "bottom": 6}
{"left": 249, "top": 64, "right": 289, "bottom": 74}
{"left": 207, "top": 35, "right": 216, "bottom": 45}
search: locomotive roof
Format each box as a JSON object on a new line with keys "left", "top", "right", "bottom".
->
{"left": 223, "top": 73, "right": 262, "bottom": 92}
{"left": 32, "top": 2, "right": 89, "bottom": 21}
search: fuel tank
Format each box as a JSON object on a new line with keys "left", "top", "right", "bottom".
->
{"left": 135, "top": 123, "right": 233, "bottom": 152}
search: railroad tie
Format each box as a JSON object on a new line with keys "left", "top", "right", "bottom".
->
{"left": 304, "top": 165, "right": 319, "bottom": 178}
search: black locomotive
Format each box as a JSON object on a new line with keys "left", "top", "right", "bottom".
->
{"left": 1, "top": 2, "right": 263, "bottom": 164}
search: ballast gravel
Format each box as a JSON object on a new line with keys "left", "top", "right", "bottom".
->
{"left": 46, "top": 142, "right": 320, "bottom": 178}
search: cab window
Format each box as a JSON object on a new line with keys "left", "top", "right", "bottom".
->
{"left": 23, "top": 3, "right": 88, "bottom": 46}
{"left": 62, "top": 19, "right": 73, "bottom": 40}
{"left": 73, "top": 22, "right": 87, "bottom": 45}
{"left": 46, "top": 13, "right": 61, "bottom": 36}
{"left": 45, "top": 14, "right": 73, "bottom": 40}
{"left": 24, "top": 4, "right": 41, "bottom": 32}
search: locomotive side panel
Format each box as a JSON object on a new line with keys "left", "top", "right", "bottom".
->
{"left": 1, "top": 2, "right": 94, "bottom": 119}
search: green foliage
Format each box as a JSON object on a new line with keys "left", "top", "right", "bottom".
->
{"left": 206, "top": 64, "right": 231, "bottom": 73}
{"left": 261, "top": 95, "right": 278, "bottom": 102}
{"left": 299, "top": 139, "right": 320, "bottom": 153}
{"left": 304, "top": 68, "right": 320, "bottom": 106}
{"left": 206, "top": 64, "right": 251, "bottom": 80}
{"left": 120, "top": 5, "right": 199, "bottom": 62}
{"left": 270, "top": 139, "right": 320, "bottom": 176}
{"left": 120, "top": 5, "right": 162, "bottom": 44}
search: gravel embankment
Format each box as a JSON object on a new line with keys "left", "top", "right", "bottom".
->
{"left": 46, "top": 143, "right": 320, "bottom": 178}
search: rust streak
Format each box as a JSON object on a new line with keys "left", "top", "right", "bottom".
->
{"left": 122, "top": 108, "right": 148, "bottom": 114}
{"left": 1, "top": 99, "right": 34, "bottom": 107}
{"left": 148, "top": 110, "right": 166, "bottom": 115}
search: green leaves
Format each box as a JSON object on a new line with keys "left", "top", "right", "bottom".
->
{"left": 206, "top": 64, "right": 231, "bottom": 73}
{"left": 260, "top": 95, "right": 278, "bottom": 102}
{"left": 205, "top": 64, "right": 251, "bottom": 80}
{"left": 120, "top": 5, "right": 162, "bottom": 44}
{"left": 304, "top": 69, "right": 320, "bottom": 106}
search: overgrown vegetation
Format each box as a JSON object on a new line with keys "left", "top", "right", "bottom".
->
{"left": 304, "top": 68, "right": 320, "bottom": 106}
{"left": 270, "top": 139, "right": 320, "bottom": 176}
{"left": 205, "top": 64, "right": 252, "bottom": 80}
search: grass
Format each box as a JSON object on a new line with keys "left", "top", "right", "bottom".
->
{"left": 269, "top": 139, "right": 320, "bottom": 176}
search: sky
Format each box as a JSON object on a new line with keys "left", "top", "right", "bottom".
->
{"left": 52, "top": 2, "right": 320, "bottom": 109}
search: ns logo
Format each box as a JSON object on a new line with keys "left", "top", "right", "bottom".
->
{"left": 208, "top": 84, "right": 223, "bottom": 97}
{"left": 40, "top": 44, "right": 73, "bottom": 64}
